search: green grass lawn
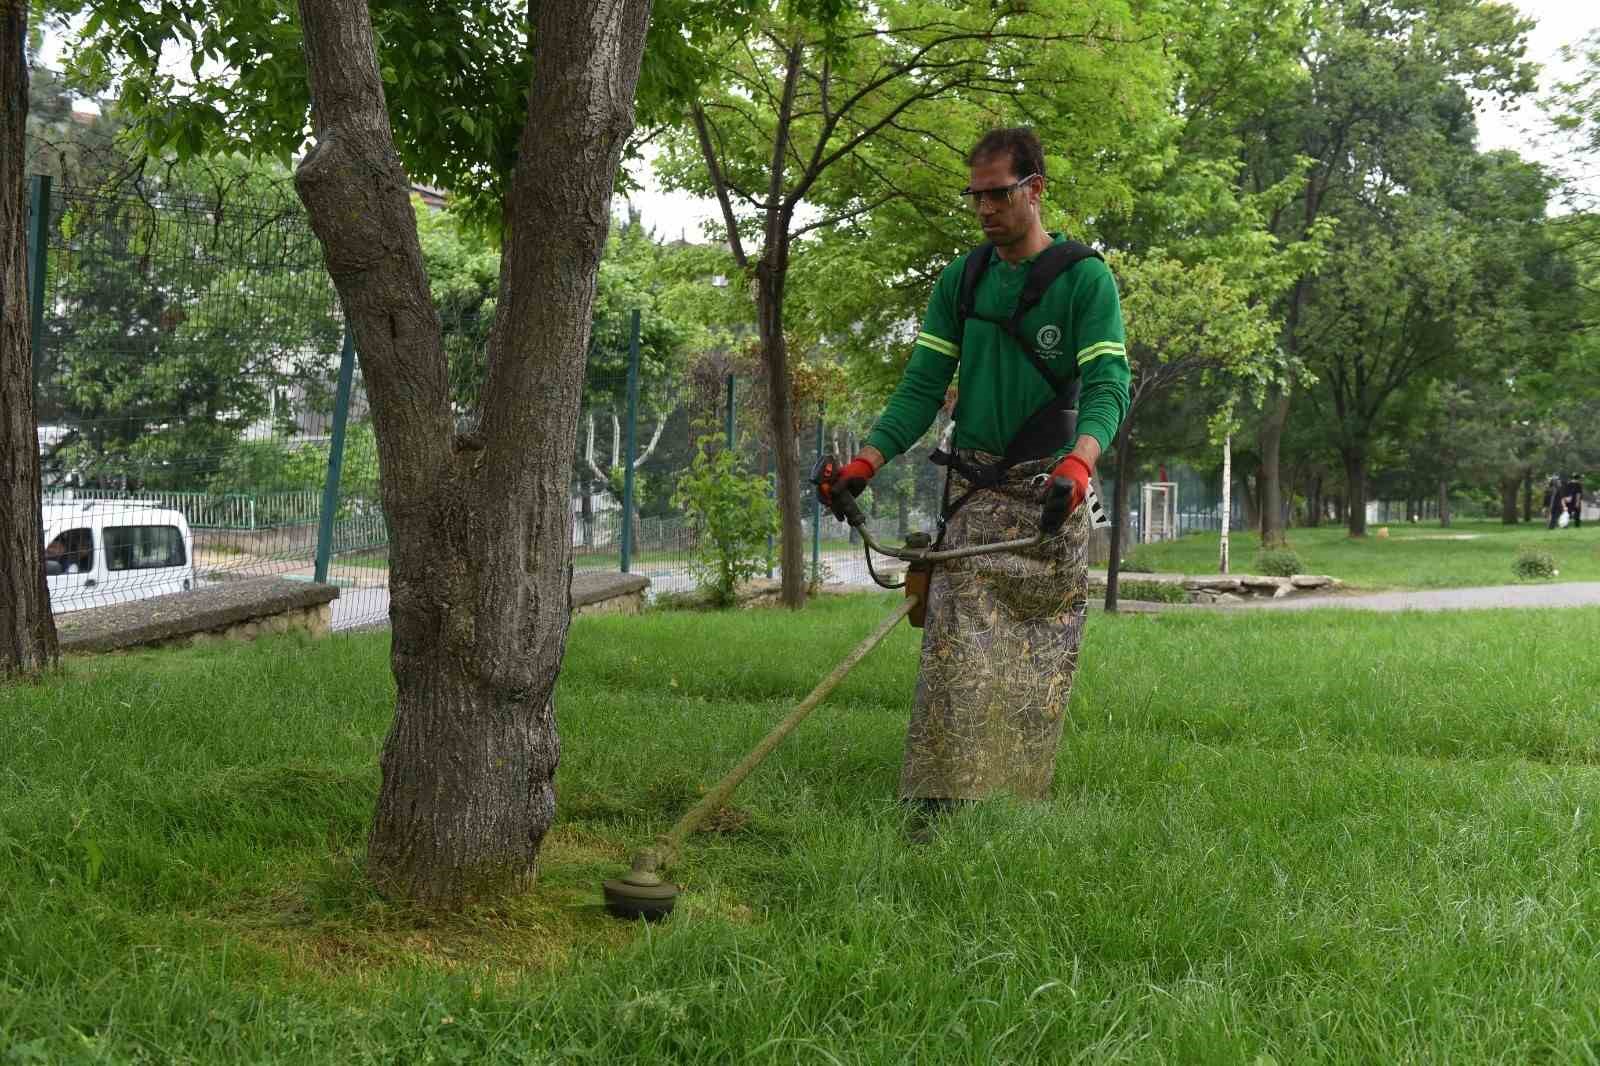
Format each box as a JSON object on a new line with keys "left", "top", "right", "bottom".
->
{"left": 5, "top": 596, "right": 1600, "bottom": 1062}
{"left": 1125, "top": 517, "right": 1600, "bottom": 590}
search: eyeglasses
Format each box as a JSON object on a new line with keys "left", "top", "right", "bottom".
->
{"left": 960, "top": 174, "right": 1039, "bottom": 211}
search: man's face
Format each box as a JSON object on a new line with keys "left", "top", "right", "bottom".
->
{"left": 966, "top": 154, "right": 1041, "bottom": 247}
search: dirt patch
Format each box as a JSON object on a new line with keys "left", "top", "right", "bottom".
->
{"left": 221, "top": 825, "right": 733, "bottom": 984}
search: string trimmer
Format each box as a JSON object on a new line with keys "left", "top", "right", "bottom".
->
{"left": 600, "top": 458, "right": 1044, "bottom": 921}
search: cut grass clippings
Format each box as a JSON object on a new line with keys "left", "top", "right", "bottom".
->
{"left": 3, "top": 595, "right": 1600, "bottom": 1062}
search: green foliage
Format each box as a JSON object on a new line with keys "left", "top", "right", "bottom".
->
{"left": 207, "top": 439, "right": 325, "bottom": 495}
{"left": 655, "top": 0, "right": 1172, "bottom": 412}
{"left": 1110, "top": 249, "right": 1290, "bottom": 438}
{"left": 1512, "top": 548, "right": 1558, "bottom": 580}
{"left": 36, "top": 159, "right": 341, "bottom": 491}
{"left": 1254, "top": 549, "right": 1303, "bottom": 577}
{"left": 52, "top": 0, "right": 765, "bottom": 230}
{"left": 671, "top": 435, "right": 778, "bottom": 606}
{"left": 1120, "top": 552, "right": 1155, "bottom": 573}
{"left": 1117, "top": 579, "right": 1187, "bottom": 603}
{"left": 204, "top": 423, "right": 381, "bottom": 522}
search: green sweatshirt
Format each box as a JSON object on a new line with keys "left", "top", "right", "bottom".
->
{"left": 864, "top": 235, "right": 1130, "bottom": 462}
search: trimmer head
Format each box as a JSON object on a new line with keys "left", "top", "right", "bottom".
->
{"left": 602, "top": 869, "right": 679, "bottom": 921}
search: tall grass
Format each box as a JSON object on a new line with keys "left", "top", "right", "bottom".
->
{"left": 3, "top": 596, "right": 1600, "bottom": 1062}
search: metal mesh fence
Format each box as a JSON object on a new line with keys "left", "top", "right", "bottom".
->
{"left": 32, "top": 178, "right": 371, "bottom": 623}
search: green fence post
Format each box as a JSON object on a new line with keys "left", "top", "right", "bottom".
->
{"left": 620, "top": 309, "right": 641, "bottom": 573}
{"left": 725, "top": 373, "right": 736, "bottom": 451}
{"left": 811, "top": 406, "right": 823, "bottom": 582}
{"left": 314, "top": 331, "right": 357, "bottom": 584}
{"left": 26, "top": 175, "right": 51, "bottom": 394}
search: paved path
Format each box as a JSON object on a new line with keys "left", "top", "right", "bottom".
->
{"left": 324, "top": 569, "right": 1600, "bottom": 629}
{"left": 1248, "top": 582, "right": 1600, "bottom": 612}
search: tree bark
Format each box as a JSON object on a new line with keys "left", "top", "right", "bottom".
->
{"left": 292, "top": 0, "right": 651, "bottom": 907}
{"left": 1257, "top": 387, "right": 1290, "bottom": 549}
{"left": 1305, "top": 472, "right": 1322, "bottom": 528}
{"left": 756, "top": 262, "right": 806, "bottom": 606}
{"left": 1105, "top": 425, "right": 1134, "bottom": 612}
{"left": 1342, "top": 451, "right": 1368, "bottom": 537}
{"left": 1, "top": 5, "right": 60, "bottom": 679}
{"left": 1522, "top": 471, "right": 1533, "bottom": 524}
{"left": 1499, "top": 474, "right": 1520, "bottom": 525}
{"left": 1438, "top": 479, "right": 1451, "bottom": 528}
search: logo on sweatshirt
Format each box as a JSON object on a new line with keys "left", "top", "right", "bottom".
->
{"left": 1036, "top": 324, "right": 1062, "bottom": 353}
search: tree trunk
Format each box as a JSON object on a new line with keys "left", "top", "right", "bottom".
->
{"left": 1241, "top": 472, "right": 1260, "bottom": 533}
{"left": 1, "top": 6, "right": 60, "bottom": 679}
{"left": 756, "top": 261, "right": 805, "bottom": 607}
{"left": 1305, "top": 472, "right": 1322, "bottom": 528}
{"left": 1499, "top": 475, "right": 1520, "bottom": 525}
{"left": 1257, "top": 385, "right": 1290, "bottom": 548}
{"left": 1438, "top": 479, "right": 1451, "bottom": 528}
{"left": 1105, "top": 425, "right": 1134, "bottom": 612}
{"left": 1219, "top": 435, "right": 1231, "bottom": 574}
{"left": 292, "top": 0, "right": 651, "bottom": 907}
{"left": 1522, "top": 471, "right": 1533, "bottom": 524}
{"left": 1342, "top": 451, "right": 1368, "bottom": 537}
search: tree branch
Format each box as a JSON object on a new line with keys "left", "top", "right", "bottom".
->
{"left": 293, "top": 0, "right": 452, "bottom": 502}
{"left": 790, "top": 193, "right": 903, "bottom": 238}
{"left": 693, "top": 106, "right": 751, "bottom": 268}
{"left": 480, "top": 0, "right": 655, "bottom": 463}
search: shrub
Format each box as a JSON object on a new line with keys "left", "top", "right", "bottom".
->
{"left": 672, "top": 436, "right": 779, "bottom": 607}
{"left": 1254, "top": 549, "right": 1302, "bottom": 577}
{"left": 1120, "top": 552, "right": 1155, "bottom": 572}
{"left": 1513, "top": 549, "right": 1558, "bottom": 580}
{"left": 1118, "top": 579, "right": 1187, "bottom": 604}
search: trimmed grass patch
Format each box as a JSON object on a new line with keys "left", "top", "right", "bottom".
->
{"left": 1127, "top": 517, "right": 1600, "bottom": 590}
{"left": 4, "top": 597, "right": 1600, "bottom": 1062}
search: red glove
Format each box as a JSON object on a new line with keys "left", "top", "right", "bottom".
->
{"left": 1040, "top": 455, "right": 1091, "bottom": 535}
{"left": 821, "top": 456, "right": 876, "bottom": 507}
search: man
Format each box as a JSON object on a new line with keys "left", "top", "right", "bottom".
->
{"left": 821, "top": 127, "right": 1129, "bottom": 811}
{"left": 1562, "top": 475, "right": 1583, "bottom": 529}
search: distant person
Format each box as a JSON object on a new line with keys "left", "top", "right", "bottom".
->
{"left": 1563, "top": 475, "right": 1583, "bottom": 530}
{"left": 1547, "top": 475, "right": 1565, "bottom": 530}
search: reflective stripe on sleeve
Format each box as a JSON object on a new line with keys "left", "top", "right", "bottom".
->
{"left": 1076, "top": 341, "right": 1126, "bottom": 366}
{"left": 916, "top": 331, "right": 960, "bottom": 359}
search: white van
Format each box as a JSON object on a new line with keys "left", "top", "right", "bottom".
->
{"left": 42, "top": 500, "right": 197, "bottom": 615}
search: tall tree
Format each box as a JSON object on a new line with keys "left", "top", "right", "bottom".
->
{"left": 300, "top": 0, "right": 655, "bottom": 905}
{"left": 1, "top": 2, "right": 60, "bottom": 679}
{"left": 59, "top": 0, "right": 657, "bottom": 906}
{"left": 1300, "top": 150, "right": 1573, "bottom": 535}
{"left": 655, "top": 0, "right": 1167, "bottom": 605}
{"left": 1239, "top": 0, "right": 1536, "bottom": 546}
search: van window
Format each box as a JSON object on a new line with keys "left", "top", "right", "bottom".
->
{"left": 104, "top": 525, "right": 187, "bottom": 571}
{"left": 44, "top": 528, "right": 94, "bottom": 575}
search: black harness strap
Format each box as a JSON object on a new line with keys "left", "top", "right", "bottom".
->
{"left": 933, "top": 240, "right": 1103, "bottom": 524}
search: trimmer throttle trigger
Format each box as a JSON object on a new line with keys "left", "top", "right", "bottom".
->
{"left": 810, "top": 453, "right": 865, "bottom": 526}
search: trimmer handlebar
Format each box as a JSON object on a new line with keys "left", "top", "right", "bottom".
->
{"left": 811, "top": 453, "right": 1041, "bottom": 564}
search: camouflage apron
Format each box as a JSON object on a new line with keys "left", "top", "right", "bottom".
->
{"left": 899, "top": 451, "right": 1091, "bottom": 802}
